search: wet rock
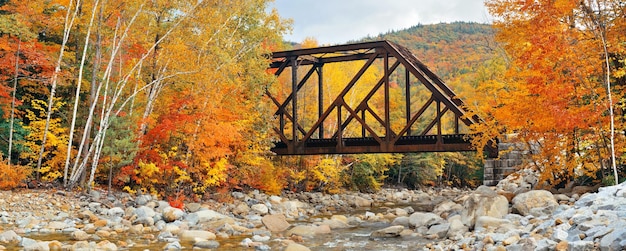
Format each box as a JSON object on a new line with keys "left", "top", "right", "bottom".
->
{"left": 284, "top": 243, "right": 311, "bottom": 251}
{"left": 70, "top": 230, "right": 90, "bottom": 241}
{"left": 313, "top": 224, "right": 331, "bottom": 234}
{"left": 261, "top": 214, "right": 290, "bottom": 232}
{"left": 320, "top": 218, "right": 351, "bottom": 229}
{"left": 179, "top": 230, "right": 216, "bottom": 241}
{"left": 96, "top": 240, "right": 117, "bottom": 250}
{"left": 512, "top": 190, "right": 558, "bottom": 217}
{"left": 391, "top": 216, "right": 410, "bottom": 227}
{"left": 19, "top": 237, "right": 37, "bottom": 248}
{"left": 163, "top": 241, "right": 182, "bottom": 250}
{"left": 286, "top": 225, "right": 318, "bottom": 237}
{"left": 194, "top": 240, "right": 220, "bottom": 249}
{"left": 370, "top": 225, "right": 404, "bottom": 238}
{"left": 0, "top": 230, "right": 21, "bottom": 243}
{"left": 47, "top": 240, "right": 63, "bottom": 250}
{"left": 426, "top": 223, "right": 450, "bottom": 238}
{"left": 408, "top": 212, "right": 444, "bottom": 229}
{"left": 461, "top": 186, "right": 509, "bottom": 228}
{"left": 252, "top": 235, "right": 271, "bottom": 242}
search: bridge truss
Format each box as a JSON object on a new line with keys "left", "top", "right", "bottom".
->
{"left": 266, "top": 40, "right": 497, "bottom": 157}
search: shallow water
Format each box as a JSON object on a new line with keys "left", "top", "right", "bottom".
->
{"left": 2, "top": 222, "right": 432, "bottom": 251}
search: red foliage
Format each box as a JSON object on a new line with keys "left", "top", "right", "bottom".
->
{"left": 167, "top": 192, "right": 186, "bottom": 209}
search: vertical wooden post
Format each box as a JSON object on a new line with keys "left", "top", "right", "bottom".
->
{"left": 291, "top": 57, "right": 298, "bottom": 142}
{"left": 317, "top": 63, "right": 324, "bottom": 139}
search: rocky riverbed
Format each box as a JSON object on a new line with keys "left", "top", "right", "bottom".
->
{"left": 1, "top": 170, "right": 626, "bottom": 250}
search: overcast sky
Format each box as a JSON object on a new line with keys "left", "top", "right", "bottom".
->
{"left": 269, "top": 0, "right": 493, "bottom": 45}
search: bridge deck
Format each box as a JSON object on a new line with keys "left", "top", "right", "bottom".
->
{"left": 272, "top": 134, "right": 476, "bottom": 155}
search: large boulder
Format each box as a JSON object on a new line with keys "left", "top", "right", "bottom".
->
{"left": 370, "top": 225, "right": 404, "bottom": 238}
{"left": 512, "top": 190, "right": 558, "bottom": 217}
{"left": 261, "top": 214, "right": 290, "bottom": 232}
{"left": 408, "top": 212, "right": 444, "bottom": 229}
{"left": 460, "top": 186, "right": 509, "bottom": 228}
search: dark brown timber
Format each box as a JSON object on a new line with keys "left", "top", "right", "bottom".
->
{"left": 266, "top": 40, "right": 497, "bottom": 157}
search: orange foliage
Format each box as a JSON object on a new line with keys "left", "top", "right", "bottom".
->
{"left": 0, "top": 155, "right": 32, "bottom": 190}
{"left": 467, "top": 0, "right": 626, "bottom": 186}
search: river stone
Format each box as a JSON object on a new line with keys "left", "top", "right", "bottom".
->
{"left": 314, "top": 224, "right": 332, "bottom": 234}
{"left": 185, "top": 203, "right": 202, "bottom": 213}
{"left": 71, "top": 230, "right": 90, "bottom": 241}
{"left": 284, "top": 243, "right": 311, "bottom": 251}
{"left": 261, "top": 214, "right": 290, "bottom": 232}
{"left": 46, "top": 221, "right": 67, "bottom": 230}
{"left": 391, "top": 216, "right": 410, "bottom": 227}
{"left": 135, "top": 194, "right": 152, "bottom": 206}
{"left": 233, "top": 203, "right": 250, "bottom": 215}
{"left": 195, "top": 210, "right": 227, "bottom": 222}
{"left": 568, "top": 240, "right": 594, "bottom": 251}
{"left": 96, "top": 240, "right": 117, "bottom": 250}
{"left": 48, "top": 240, "right": 63, "bottom": 250}
{"left": 164, "top": 241, "right": 182, "bottom": 250}
{"left": 370, "top": 225, "right": 404, "bottom": 238}
{"left": 461, "top": 186, "right": 509, "bottom": 228}
{"left": 474, "top": 216, "right": 512, "bottom": 232}
{"left": 134, "top": 206, "right": 156, "bottom": 218}
{"left": 19, "top": 237, "right": 37, "bottom": 248}
{"left": 446, "top": 215, "right": 468, "bottom": 239}
{"left": 352, "top": 196, "right": 372, "bottom": 207}
{"left": 506, "top": 237, "right": 537, "bottom": 251}
{"left": 134, "top": 216, "right": 154, "bottom": 226}
{"left": 107, "top": 207, "right": 125, "bottom": 217}
{"left": 163, "top": 207, "right": 185, "bottom": 223}
{"left": 320, "top": 219, "right": 351, "bottom": 229}
{"left": 286, "top": 225, "right": 318, "bottom": 237}
{"left": 194, "top": 240, "right": 220, "bottom": 249}
{"left": 433, "top": 201, "right": 462, "bottom": 217}
{"left": 180, "top": 230, "right": 216, "bottom": 241}
{"left": 0, "top": 230, "right": 21, "bottom": 243}
{"left": 409, "top": 212, "right": 443, "bottom": 228}
{"left": 512, "top": 190, "right": 558, "bottom": 217}
{"left": 331, "top": 215, "right": 348, "bottom": 223}
{"left": 251, "top": 204, "right": 269, "bottom": 215}
{"left": 426, "top": 223, "right": 450, "bottom": 238}
{"left": 600, "top": 228, "right": 626, "bottom": 251}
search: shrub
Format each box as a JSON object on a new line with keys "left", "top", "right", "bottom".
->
{"left": 0, "top": 155, "right": 32, "bottom": 190}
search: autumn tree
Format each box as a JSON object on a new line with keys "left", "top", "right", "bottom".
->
{"left": 468, "top": 0, "right": 626, "bottom": 187}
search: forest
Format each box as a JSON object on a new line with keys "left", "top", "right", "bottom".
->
{"left": 0, "top": 0, "right": 625, "bottom": 201}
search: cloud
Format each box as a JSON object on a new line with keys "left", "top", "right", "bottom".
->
{"left": 270, "top": 0, "right": 492, "bottom": 45}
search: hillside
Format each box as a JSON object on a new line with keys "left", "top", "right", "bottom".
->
{"left": 362, "top": 22, "right": 499, "bottom": 80}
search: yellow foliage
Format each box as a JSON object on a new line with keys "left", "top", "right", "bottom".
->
{"left": 20, "top": 99, "right": 71, "bottom": 181}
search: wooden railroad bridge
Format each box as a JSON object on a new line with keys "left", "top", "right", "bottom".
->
{"left": 265, "top": 40, "right": 497, "bottom": 158}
